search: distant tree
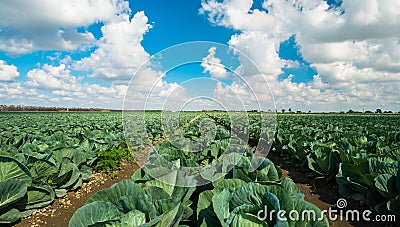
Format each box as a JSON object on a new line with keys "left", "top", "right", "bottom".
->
{"left": 296, "top": 110, "right": 302, "bottom": 114}
{"left": 308, "top": 110, "right": 311, "bottom": 113}
{"left": 365, "top": 110, "right": 373, "bottom": 114}
{"left": 281, "top": 108, "right": 286, "bottom": 113}
{"left": 347, "top": 109, "right": 355, "bottom": 113}
{"left": 288, "top": 108, "right": 292, "bottom": 113}
{"left": 375, "top": 108, "right": 382, "bottom": 113}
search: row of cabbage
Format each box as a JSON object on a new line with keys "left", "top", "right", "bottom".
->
{"left": 0, "top": 112, "right": 127, "bottom": 224}
{"left": 210, "top": 113, "right": 400, "bottom": 215}
{"left": 276, "top": 114, "right": 400, "bottom": 215}
{"left": 70, "top": 113, "right": 329, "bottom": 226}
{"left": 0, "top": 111, "right": 214, "bottom": 224}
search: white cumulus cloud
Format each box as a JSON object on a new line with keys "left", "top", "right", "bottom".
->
{"left": 0, "top": 0, "right": 129, "bottom": 54}
{"left": 74, "top": 11, "right": 152, "bottom": 81}
{"left": 26, "top": 64, "right": 80, "bottom": 90}
{"left": 201, "top": 0, "right": 400, "bottom": 111}
{"left": 0, "top": 60, "right": 19, "bottom": 81}
{"left": 201, "top": 47, "right": 229, "bottom": 79}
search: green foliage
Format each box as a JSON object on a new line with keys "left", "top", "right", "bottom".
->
{"left": 197, "top": 181, "right": 328, "bottom": 227}
{"left": 2, "top": 111, "right": 400, "bottom": 225}
{"left": 94, "top": 148, "right": 133, "bottom": 175}
{"left": 0, "top": 112, "right": 130, "bottom": 223}
{"left": 70, "top": 178, "right": 195, "bottom": 227}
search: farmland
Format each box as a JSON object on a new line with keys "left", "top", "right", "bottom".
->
{"left": 0, "top": 112, "right": 399, "bottom": 226}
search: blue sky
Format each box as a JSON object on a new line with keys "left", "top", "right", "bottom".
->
{"left": 0, "top": 0, "right": 399, "bottom": 111}
{"left": 129, "top": 0, "right": 236, "bottom": 53}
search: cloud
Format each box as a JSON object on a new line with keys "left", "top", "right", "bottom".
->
{"left": 296, "top": 0, "right": 400, "bottom": 43}
{"left": 0, "top": 82, "right": 40, "bottom": 103}
{"left": 300, "top": 39, "right": 400, "bottom": 73}
{"left": 229, "top": 31, "right": 285, "bottom": 76}
{"left": 201, "top": 47, "right": 229, "bottom": 79}
{"left": 23, "top": 63, "right": 126, "bottom": 107}
{"left": 201, "top": 0, "right": 400, "bottom": 110}
{"left": 199, "top": 0, "right": 276, "bottom": 31}
{"left": 26, "top": 64, "right": 80, "bottom": 90}
{"left": 0, "top": 3, "right": 186, "bottom": 110}
{"left": 74, "top": 11, "right": 151, "bottom": 81}
{"left": 213, "top": 81, "right": 256, "bottom": 110}
{"left": 124, "top": 66, "right": 188, "bottom": 110}
{"left": 0, "top": 60, "right": 19, "bottom": 81}
{"left": 73, "top": 9, "right": 188, "bottom": 110}
{"left": 0, "top": 0, "right": 129, "bottom": 54}
{"left": 311, "top": 62, "right": 400, "bottom": 85}
{"left": 6, "top": 62, "right": 128, "bottom": 108}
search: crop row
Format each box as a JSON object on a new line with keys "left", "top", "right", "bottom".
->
{"left": 1, "top": 112, "right": 398, "bottom": 225}
{"left": 209, "top": 113, "right": 400, "bottom": 216}
{"left": 0, "top": 112, "right": 127, "bottom": 224}
{"left": 70, "top": 113, "right": 329, "bottom": 226}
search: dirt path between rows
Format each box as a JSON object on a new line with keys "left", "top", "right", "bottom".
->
{"left": 15, "top": 161, "right": 138, "bottom": 227}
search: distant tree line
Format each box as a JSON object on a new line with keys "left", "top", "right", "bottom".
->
{"left": 0, "top": 105, "right": 120, "bottom": 112}
{"left": 279, "top": 108, "right": 399, "bottom": 114}
{"left": 344, "top": 108, "right": 398, "bottom": 114}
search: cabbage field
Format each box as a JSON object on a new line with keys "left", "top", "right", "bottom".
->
{"left": 0, "top": 112, "right": 399, "bottom": 226}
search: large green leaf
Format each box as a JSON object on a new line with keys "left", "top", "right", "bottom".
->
{"left": 87, "top": 180, "right": 157, "bottom": 219}
{"left": 336, "top": 162, "right": 374, "bottom": 200}
{"left": 307, "top": 149, "right": 339, "bottom": 181}
{"left": 154, "top": 203, "right": 181, "bottom": 227}
{"left": 282, "top": 198, "right": 329, "bottom": 227}
{"left": 212, "top": 189, "right": 231, "bottom": 227}
{"left": 15, "top": 184, "right": 55, "bottom": 210}
{"left": 230, "top": 183, "right": 289, "bottom": 213}
{"left": 0, "top": 208, "right": 21, "bottom": 224}
{"left": 337, "top": 184, "right": 365, "bottom": 201}
{"left": 119, "top": 209, "right": 146, "bottom": 226}
{"left": 230, "top": 183, "right": 268, "bottom": 211}
{"left": 369, "top": 158, "right": 399, "bottom": 176}
{"left": 56, "top": 161, "right": 81, "bottom": 189}
{"left": 231, "top": 211, "right": 268, "bottom": 227}
{"left": 0, "top": 156, "right": 32, "bottom": 185}
{"left": 55, "top": 189, "right": 67, "bottom": 198}
{"left": 115, "top": 193, "right": 157, "bottom": 219}
{"left": 280, "top": 178, "right": 304, "bottom": 200}
{"left": 68, "top": 201, "right": 122, "bottom": 227}
{"left": 212, "top": 178, "right": 246, "bottom": 194}
{"left": 0, "top": 179, "right": 27, "bottom": 210}
{"left": 254, "top": 158, "right": 280, "bottom": 182}
{"left": 79, "top": 165, "right": 92, "bottom": 181}
{"left": 86, "top": 180, "right": 143, "bottom": 205}
{"left": 102, "top": 209, "right": 147, "bottom": 227}
{"left": 197, "top": 190, "right": 220, "bottom": 227}
{"left": 144, "top": 179, "right": 175, "bottom": 197}
{"left": 26, "top": 156, "right": 58, "bottom": 182}
{"left": 374, "top": 174, "right": 397, "bottom": 200}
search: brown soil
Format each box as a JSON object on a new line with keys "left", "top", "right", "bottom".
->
{"left": 268, "top": 152, "right": 397, "bottom": 227}
{"left": 15, "top": 161, "right": 138, "bottom": 227}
